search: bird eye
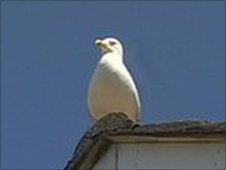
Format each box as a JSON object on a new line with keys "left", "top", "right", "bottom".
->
{"left": 109, "top": 41, "right": 116, "bottom": 46}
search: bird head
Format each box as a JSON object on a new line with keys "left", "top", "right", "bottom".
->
{"left": 95, "top": 37, "right": 123, "bottom": 56}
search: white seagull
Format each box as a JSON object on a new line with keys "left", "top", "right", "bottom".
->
{"left": 87, "top": 37, "right": 140, "bottom": 122}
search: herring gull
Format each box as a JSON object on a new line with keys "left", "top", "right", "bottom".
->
{"left": 87, "top": 37, "right": 140, "bottom": 122}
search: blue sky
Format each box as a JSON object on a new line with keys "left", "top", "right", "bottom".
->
{"left": 1, "top": 1, "right": 225, "bottom": 169}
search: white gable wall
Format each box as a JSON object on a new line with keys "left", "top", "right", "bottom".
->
{"left": 93, "top": 141, "right": 225, "bottom": 169}
{"left": 93, "top": 145, "right": 116, "bottom": 170}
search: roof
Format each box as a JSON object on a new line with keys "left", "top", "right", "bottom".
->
{"left": 64, "top": 113, "right": 226, "bottom": 170}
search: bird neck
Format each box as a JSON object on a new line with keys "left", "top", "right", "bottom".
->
{"left": 101, "top": 51, "right": 123, "bottom": 63}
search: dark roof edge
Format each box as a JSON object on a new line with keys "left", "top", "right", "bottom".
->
{"left": 64, "top": 113, "right": 226, "bottom": 170}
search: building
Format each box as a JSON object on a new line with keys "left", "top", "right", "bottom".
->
{"left": 65, "top": 113, "right": 226, "bottom": 170}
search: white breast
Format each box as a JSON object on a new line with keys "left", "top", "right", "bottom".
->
{"left": 87, "top": 53, "right": 140, "bottom": 122}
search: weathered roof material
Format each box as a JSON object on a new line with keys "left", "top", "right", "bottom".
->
{"left": 64, "top": 113, "right": 226, "bottom": 170}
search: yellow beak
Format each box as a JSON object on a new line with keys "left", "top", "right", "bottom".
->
{"left": 95, "top": 39, "right": 103, "bottom": 46}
